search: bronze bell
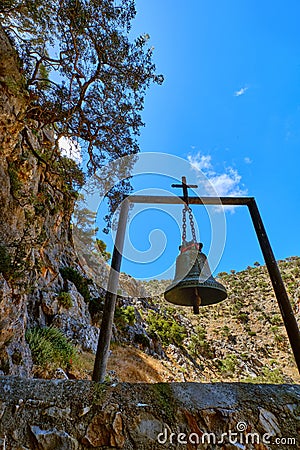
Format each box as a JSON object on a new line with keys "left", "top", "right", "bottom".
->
{"left": 164, "top": 241, "right": 227, "bottom": 314}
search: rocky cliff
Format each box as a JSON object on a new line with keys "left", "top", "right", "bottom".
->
{"left": 0, "top": 25, "right": 98, "bottom": 377}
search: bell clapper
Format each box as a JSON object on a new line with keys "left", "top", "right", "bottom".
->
{"left": 193, "top": 287, "right": 201, "bottom": 314}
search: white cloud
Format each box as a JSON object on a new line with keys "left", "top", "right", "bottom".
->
{"left": 188, "top": 152, "right": 247, "bottom": 212}
{"left": 234, "top": 86, "right": 248, "bottom": 97}
{"left": 244, "top": 156, "right": 252, "bottom": 164}
{"left": 59, "top": 137, "right": 82, "bottom": 164}
{"left": 189, "top": 153, "right": 213, "bottom": 173}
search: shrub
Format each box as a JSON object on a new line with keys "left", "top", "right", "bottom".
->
{"left": 88, "top": 297, "right": 104, "bottom": 316}
{"left": 114, "top": 306, "right": 136, "bottom": 328}
{"left": 0, "top": 244, "right": 12, "bottom": 276}
{"left": 243, "top": 367, "right": 284, "bottom": 384}
{"left": 134, "top": 333, "right": 150, "bottom": 347}
{"left": 247, "top": 330, "right": 257, "bottom": 337}
{"left": 96, "top": 239, "right": 111, "bottom": 262}
{"left": 232, "top": 300, "right": 243, "bottom": 313}
{"left": 57, "top": 291, "right": 73, "bottom": 309}
{"left": 146, "top": 311, "right": 186, "bottom": 346}
{"left": 188, "top": 326, "right": 214, "bottom": 358}
{"left": 221, "top": 325, "right": 230, "bottom": 337}
{"left": 219, "top": 354, "right": 237, "bottom": 374}
{"left": 237, "top": 312, "right": 249, "bottom": 324}
{"left": 269, "top": 314, "right": 282, "bottom": 326}
{"left": 26, "top": 326, "right": 77, "bottom": 373}
{"left": 218, "top": 271, "right": 228, "bottom": 277}
{"left": 60, "top": 267, "right": 91, "bottom": 302}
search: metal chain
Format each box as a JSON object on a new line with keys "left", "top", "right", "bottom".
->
{"left": 182, "top": 204, "right": 197, "bottom": 243}
{"left": 182, "top": 207, "right": 187, "bottom": 242}
{"left": 188, "top": 206, "right": 197, "bottom": 243}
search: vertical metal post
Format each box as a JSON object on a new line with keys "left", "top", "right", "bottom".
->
{"left": 248, "top": 199, "right": 300, "bottom": 374}
{"left": 92, "top": 199, "right": 129, "bottom": 382}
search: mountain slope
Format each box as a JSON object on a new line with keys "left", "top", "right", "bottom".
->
{"left": 97, "top": 256, "right": 300, "bottom": 384}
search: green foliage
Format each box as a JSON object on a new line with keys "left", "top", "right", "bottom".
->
{"left": 237, "top": 312, "right": 249, "bottom": 324}
{"left": 25, "top": 326, "right": 77, "bottom": 371}
{"left": 134, "top": 333, "right": 150, "bottom": 347}
{"left": 188, "top": 325, "right": 214, "bottom": 358}
{"left": 269, "top": 314, "right": 282, "bottom": 326}
{"left": 8, "top": 163, "right": 22, "bottom": 195}
{"left": 72, "top": 198, "right": 110, "bottom": 260}
{"left": 1, "top": 0, "right": 163, "bottom": 224}
{"left": 96, "top": 239, "right": 111, "bottom": 262}
{"left": 88, "top": 297, "right": 104, "bottom": 317}
{"left": 221, "top": 325, "right": 230, "bottom": 337}
{"left": 147, "top": 311, "right": 186, "bottom": 346}
{"left": 219, "top": 354, "right": 237, "bottom": 374}
{"left": 152, "top": 383, "right": 175, "bottom": 422}
{"left": 57, "top": 291, "right": 73, "bottom": 309}
{"left": 114, "top": 305, "right": 136, "bottom": 328}
{"left": 54, "top": 156, "right": 85, "bottom": 193}
{"left": 247, "top": 330, "right": 257, "bottom": 337}
{"left": 60, "top": 267, "right": 91, "bottom": 302}
{"left": 243, "top": 367, "right": 284, "bottom": 384}
{"left": 0, "top": 244, "right": 12, "bottom": 276}
{"left": 231, "top": 299, "right": 243, "bottom": 313}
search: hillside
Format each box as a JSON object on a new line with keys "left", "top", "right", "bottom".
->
{"left": 64, "top": 256, "right": 300, "bottom": 384}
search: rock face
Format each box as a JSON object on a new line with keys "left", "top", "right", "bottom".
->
{"left": 0, "top": 377, "right": 299, "bottom": 449}
{"left": 0, "top": 24, "right": 94, "bottom": 376}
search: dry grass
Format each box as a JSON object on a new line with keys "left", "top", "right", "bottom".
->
{"left": 108, "top": 344, "right": 170, "bottom": 382}
{"left": 71, "top": 344, "right": 174, "bottom": 382}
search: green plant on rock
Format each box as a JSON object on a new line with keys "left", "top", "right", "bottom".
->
{"left": 247, "top": 330, "right": 257, "bottom": 337}
{"left": 188, "top": 325, "right": 214, "bottom": 359}
{"left": 152, "top": 383, "right": 175, "bottom": 422}
{"left": 219, "top": 354, "right": 238, "bottom": 375}
{"left": 114, "top": 305, "right": 136, "bottom": 329}
{"left": 7, "top": 161, "right": 22, "bottom": 196}
{"left": 60, "top": 267, "right": 91, "bottom": 302}
{"left": 237, "top": 312, "right": 249, "bottom": 324}
{"left": 57, "top": 291, "right": 73, "bottom": 309}
{"left": 134, "top": 333, "right": 150, "bottom": 347}
{"left": 88, "top": 297, "right": 104, "bottom": 317}
{"left": 146, "top": 311, "right": 186, "bottom": 346}
{"left": 0, "top": 244, "right": 12, "bottom": 277}
{"left": 221, "top": 325, "right": 230, "bottom": 337}
{"left": 269, "top": 314, "right": 282, "bottom": 326}
{"left": 243, "top": 367, "right": 284, "bottom": 384}
{"left": 25, "top": 326, "right": 77, "bottom": 374}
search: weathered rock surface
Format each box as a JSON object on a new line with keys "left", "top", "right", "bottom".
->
{"left": 0, "top": 377, "right": 299, "bottom": 449}
{"left": 0, "top": 24, "right": 97, "bottom": 376}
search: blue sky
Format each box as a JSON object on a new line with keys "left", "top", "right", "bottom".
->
{"left": 89, "top": 1, "right": 300, "bottom": 280}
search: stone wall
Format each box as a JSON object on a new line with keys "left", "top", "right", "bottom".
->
{"left": 0, "top": 377, "right": 299, "bottom": 449}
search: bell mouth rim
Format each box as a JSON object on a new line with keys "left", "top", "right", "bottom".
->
{"left": 164, "top": 283, "right": 228, "bottom": 307}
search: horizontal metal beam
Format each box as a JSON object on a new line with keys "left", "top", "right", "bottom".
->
{"left": 128, "top": 195, "right": 254, "bottom": 206}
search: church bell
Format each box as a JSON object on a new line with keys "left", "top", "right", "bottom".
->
{"left": 164, "top": 192, "right": 227, "bottom": 314}
{"left": 164, "top": 241, "right": 227, "bottom": 314}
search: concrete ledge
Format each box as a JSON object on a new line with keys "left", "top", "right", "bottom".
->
{"left": 0, "top": 377, "right": 299, "bottom": 449}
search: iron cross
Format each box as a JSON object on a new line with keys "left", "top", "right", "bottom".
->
{"left": 171, "top": 176, "right": 198, "bottom": 205}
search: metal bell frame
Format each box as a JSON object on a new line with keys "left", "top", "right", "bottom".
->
{"left": 93, "top": 177, "right": 300, "bottom": 382}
